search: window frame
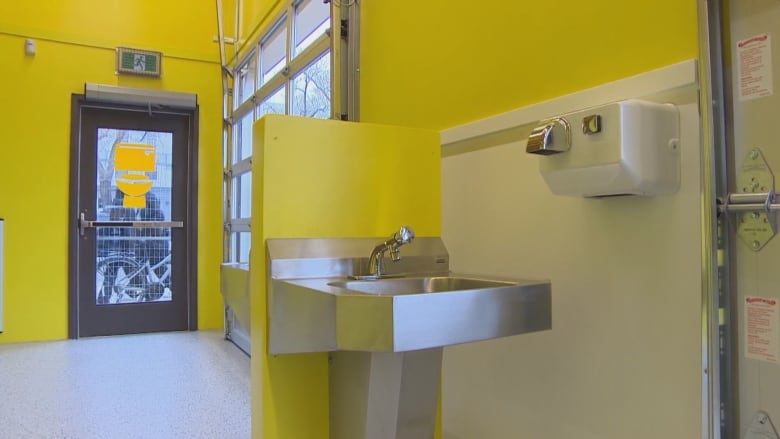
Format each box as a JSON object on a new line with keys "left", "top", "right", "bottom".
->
{"left": 224, "top": 0, "right": 339, "bottom": 263}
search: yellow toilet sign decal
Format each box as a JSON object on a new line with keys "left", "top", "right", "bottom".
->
{"left": 115, "top": 143, "right": 156, "bottom": 208}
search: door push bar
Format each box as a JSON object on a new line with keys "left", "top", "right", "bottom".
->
{"left": 719, "top": 191, "right": 779, "bottom": 252}
{"left": 79, "top": 212, "right": 184, "bottom": 236}
{"left": 718, "top": 191, "right": 779, "bottom": 214}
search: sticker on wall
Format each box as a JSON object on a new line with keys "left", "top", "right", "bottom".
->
{"left": 745, "top": 296, "right": 780, "bottom": 364}
{"left": 114, "top": 143, "right": 156, "bottom": 208}
{"left": 737, "top": 33, "right": 774, "bottom": 101}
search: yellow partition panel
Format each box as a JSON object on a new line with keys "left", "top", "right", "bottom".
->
{"left": 251, "top": 115, "right": 441, "bottom": 438}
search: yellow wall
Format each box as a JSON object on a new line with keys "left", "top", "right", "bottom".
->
{"left": 0, "top": 1, "right": 224, "bottom": 342}
{"left": 360, "top": 1, "right": 699, "bottom": 130}
{"left": 251, "top": 115, "right": 441, "bottom": 438}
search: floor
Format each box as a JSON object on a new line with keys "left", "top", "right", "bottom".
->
{"left": 0, "top": 330, "right": 251, "bottom": 439}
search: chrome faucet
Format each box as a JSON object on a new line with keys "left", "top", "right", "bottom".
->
{"left": 367, "top": 226, "right": 415, "bottom": 278}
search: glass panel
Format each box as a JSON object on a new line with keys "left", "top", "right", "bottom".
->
{"left": 238, "top": 232, "right": 251, "bottom": 263}
{"left": 260, "top": 21, "right": 288, "bottom": 84}
{"left": 291, "top": 51, "right": 331, "bottom": 119}
{"left": 230, "top": 233, "right": 238, "bottom": 263}
{"left": 231, "top": 172, "right": 252, "bottom": 219}
{"left": 257, "top": 86, "right": 286, "bottom": 119}
{"left": 234, "top": 113, "right": 253, "bottom": 162}
{"left": 231, "top": 175, "right": 239, "bottom": 220}
{"left": 230, "top": 171, "right": 252, "bottom": 219}
{"left": 223, "top": 128, "right": 228, "bottom": 168}
{"left": 236, "top": 56, "right": 257, "bottom": 107}
{"left": 239, "top": 172, "right": 252, "bottom": 219}
{"left": 228, "top": 232, "right": 251, "bottom": 263}
{"left": 294, "top": 0, "right": 330, "bottom": 56}
{"left": 243, "top": 58, "right": 258, "bottom": 103}
{"left": 95, "top": 129, "right": 173, "bottom": 305}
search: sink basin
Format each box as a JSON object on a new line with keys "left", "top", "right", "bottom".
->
{"left": 266, "top": 237, "right": 551, "bottom": 354}
{"left": 328, "top": 276, "right": 516, "bottom": 295}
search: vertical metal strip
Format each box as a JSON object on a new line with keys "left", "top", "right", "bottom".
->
{"left": 216, "top": 0, "right": 228, "bottom": 74}
{"left": 346, "top": 0, "right": 360, "bottom": 121}
{"left": 218, "top": 0, "right": 234, "bottom": 264}
{"left": 698, "top": 0, "right": 719, "bottom": 437}
{"left": 330, "top": 1, "right": 343, "bottom": 119}
{"left": 235, "top": 0, "right": 241, "bottom": 60}
{"left": 699, "top": 0, "right": 732, "bottom": 437}
{"left": 285, "top": 2, "right": 294, "bottom": 115}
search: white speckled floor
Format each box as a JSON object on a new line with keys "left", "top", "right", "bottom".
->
{"left": 0, "top": 330, "right": 250, "bottom": 439}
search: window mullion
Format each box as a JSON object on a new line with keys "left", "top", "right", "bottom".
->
{"left": 285, "top": 5, "right": 294, "bottom": 115}
{"left": 287, "top": 36, "right": 330, "bottom": 79}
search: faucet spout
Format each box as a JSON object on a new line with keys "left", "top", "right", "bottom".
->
{"left": 367, "top": 226, "right": 415, "bottom": 278}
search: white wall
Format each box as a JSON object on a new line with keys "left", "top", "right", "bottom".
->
{"left": 440, "top": 77, "right": 702, "bottom": 437}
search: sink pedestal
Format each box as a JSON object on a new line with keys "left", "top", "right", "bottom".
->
{"left": 330, "top": 348, "right": 443, "bottom": 439}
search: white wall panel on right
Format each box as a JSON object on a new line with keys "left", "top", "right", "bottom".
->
{"left": 440, "top": 102, "right": 701, "bottom": 438}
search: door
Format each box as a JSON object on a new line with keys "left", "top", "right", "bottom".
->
{"left": 714, "top": 0, "right": 780, "bottom": 437}
{"left": 69, "top": 96, "right": 198, "bottom": 337}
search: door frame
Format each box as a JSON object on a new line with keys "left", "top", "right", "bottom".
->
{"left": 68, "top": 93, "right": 199, "bottom": 338}
{"left": 699, "top": 0, "right": 739, "bottom": 437}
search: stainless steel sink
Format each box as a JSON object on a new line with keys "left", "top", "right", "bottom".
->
{"left": 328, "top": 276, "right": 516, "bottom": 295}
{"left": 265, "top": 237, "right": 551, "bottom": 439}
{"left": 266, "top": 237, "right": 551, "bottom": 354}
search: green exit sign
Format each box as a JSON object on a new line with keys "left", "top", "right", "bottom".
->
{"left": 116, "top": 47, "right": 162, "bottom": 77}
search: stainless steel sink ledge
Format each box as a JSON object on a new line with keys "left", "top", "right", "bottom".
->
{"left": 267, "top": 237, "right": 551, "bottom": 354}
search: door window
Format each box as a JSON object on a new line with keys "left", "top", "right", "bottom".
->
{"left": 95, "top": 129, "right": 173, "bottom": 305}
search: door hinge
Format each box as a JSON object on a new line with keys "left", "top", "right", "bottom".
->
{"left": 718, "top": 148, "right": 777, "bottom": 251}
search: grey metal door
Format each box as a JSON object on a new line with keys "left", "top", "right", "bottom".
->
{"left": 712, "top": 0, "right": 780, "bottom": 437}
{"left": 69, "top": 97, "right": 198, "bottom": 337}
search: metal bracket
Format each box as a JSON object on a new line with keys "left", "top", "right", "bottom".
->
{"left": 746, "top": 411, "right": 779, "bottom": 439}
{"left": 719, "top": 148, "right": 776, "bottom": 251}
{"left": 340, "top": 18, "right": 349, "bottom": 39}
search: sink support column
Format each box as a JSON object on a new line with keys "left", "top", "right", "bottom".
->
{"left": 330, "top": 348, "right": 443, "bottom": 439}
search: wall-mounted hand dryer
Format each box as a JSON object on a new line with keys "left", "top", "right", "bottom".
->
{"left": 527, "top": 99, "right": 680, "bottom": 197}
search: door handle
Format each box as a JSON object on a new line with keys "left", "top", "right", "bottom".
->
{"left": 79, "top": 212, "right": 184, "bottom": 236}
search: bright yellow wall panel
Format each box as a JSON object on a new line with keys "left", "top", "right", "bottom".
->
{"left": 360, "top": 1, "right": 698, "bottom": 130}
{"left": 251, "top": 115, "right": 441, "bottom": 438}
{"left": 0, "top": 30, "right": 222, "bottom": 341}
{"left": 0, "top": 0, "right": 218, "bottom": 62}
{"left": 261, "top": 122, "right": 441, "bottom": 238}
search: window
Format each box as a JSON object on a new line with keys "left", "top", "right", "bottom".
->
{"left": 258, "top": 86, "right": 286, "bottom": 118}
{"left": 224, "top": 1, "right": 334, "bottom": 263}
{"left": 235, "top": 113, "right": 253, "bottom": 163}
{"left": 236, "top": 55, "right": 256, "bottom": 108}
{"left": 291, "top": 52, "right": 331, "bottom": 118}
{"left": 259, "top": 22, "right": 287, "bottom": 84}
{"left": 294, "top": 0, "right": 330, "bottom": 55}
